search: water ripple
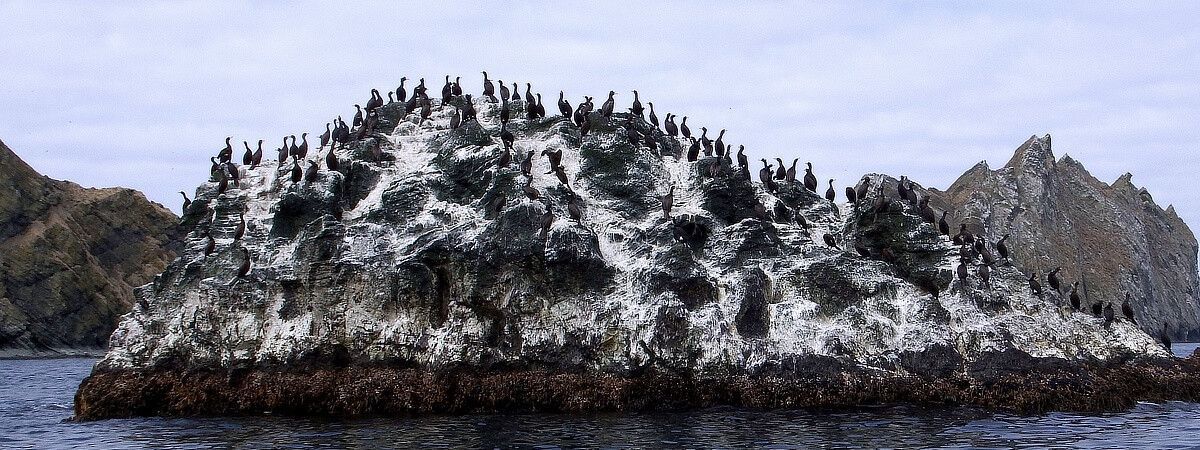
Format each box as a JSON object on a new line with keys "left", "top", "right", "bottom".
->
{"left": 5, "top": 355, "right": 1200, "bottom": 449}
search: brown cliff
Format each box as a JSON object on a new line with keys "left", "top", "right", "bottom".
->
{"left": 0, "top": 139, "right": 180, "bottom": 356}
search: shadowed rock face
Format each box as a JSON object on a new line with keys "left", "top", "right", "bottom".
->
{"left": 0, "top": 139, "right": 180, "bottom": 356}
{"left": 930, "top": 135, "right": 1200, "bottom": 340}
{"left": 74, "top": 95, "right": 1194, "bottom": 419}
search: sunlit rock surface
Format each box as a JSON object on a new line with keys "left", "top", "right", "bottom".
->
{"left": 74, "top": 94, "right": 1198, "bottom": 419}
{"left": 931, "top": 135, "right": 1200, "bottom": 340}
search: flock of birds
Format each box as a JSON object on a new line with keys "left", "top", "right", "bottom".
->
{"left": 178, "top": 71, "right": 1173, "bottom": 353}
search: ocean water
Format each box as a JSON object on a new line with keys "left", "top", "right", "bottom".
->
{"left": 3, "top": 343, "right": 1199, "bottom": 450}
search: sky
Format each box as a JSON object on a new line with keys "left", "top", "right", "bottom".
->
{"left": 1, "top": 2, "right": 1198, "bottom": 232}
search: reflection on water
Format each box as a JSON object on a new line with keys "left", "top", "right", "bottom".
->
{"left": 4, "top": 354, "right": 1200, "bottom": 449}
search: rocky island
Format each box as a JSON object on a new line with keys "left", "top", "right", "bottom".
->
{"left": 73, "top": 79, "right": 1200, "bottom": 419}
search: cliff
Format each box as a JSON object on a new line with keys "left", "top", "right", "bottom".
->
{"left": 74, "top": 90, "right": 1199, "bottom": 419}
{"left": 0, "top": 139, "right": 180, "bottom": 357}
{"left": 930, "top": 135, "right": 1200, "bottom": 340}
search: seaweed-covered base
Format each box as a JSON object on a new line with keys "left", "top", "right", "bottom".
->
{"left": 74, "top": 351, "right": 1200, "bottom": 420}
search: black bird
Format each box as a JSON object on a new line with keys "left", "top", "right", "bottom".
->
{"left": 542, "top": 148, "right": 563, "bottom": 172}
{"left": 660, "top": 185, "right": 674, "bottom": 218}
{"left": 579, "top": 115, "right": 591, "bottom": 136}
{"left": 648, "top": 103, "right": 659, "bottom": 129}
{"left": 224, "top": 162, "right": 240, "bottom": 187}
{"left": 552, "top": 165, "right": 569, "bottom": 187}
{"left": 700, "top": 128, "right": 713, "bottom": 156}
{"left": 785, "top": 159, "right": 798, "bottom": 183}
{"left": 242, "top": 141, "right": 254, "bottom": 166}
{"left": 535, "top": 93, "right": 546, "bottom": 118}
{"left": 680, "top": 116, "right": 691, "bottom": 138}
{"left": 1103, "top": 302, "right": 1115, "bottom": 327}
{"left": 353, "top": 104, "right": 364, "bottom": 127}
{"left": 1028, "top": 272, "right": 1043, "bottom": 298}
{"left": 216, "top": 170, "right": 228, "bottom": 194}
{"left": 497, "top": 146, "right": 512, "bottom": 168}
{"left": 822, "top": 233, "right": 839, "bottom": 249}
{"left": 996, "top": 235, "right": 1010, "bottom": 263}
{"left": 957, "top": 261, "right": 969, "bottom": 283}
{"left": 450, "top": 107, "right": 462, "bottom": 129}
{"left": 938, "top": 212, "right": 951, "bottom": 236}
{"left": 665, "top": 114, "right": 678, "bottom": 137}
{"left": 482, "top": 72, "right": 495, "bottom": 100}
{"left": 1092, "top": 302, "right": 1103, "bottom": 317}
{"left": 1162, "top": 323, "right": 1173, "bottom": 353}
{"left": 918, "top": 198, "right": 936, "bottom": 224}
{"left": 326, "top": 147, "right": 339, "bottom": 172}
{"left": 630, "top": 90, "right": 643, "bottom": 117}
{"left": 236, "top": 248, "right": 251, "bottom": 278}
{"left": 500, "top": 98, "right": 511, "bottom": 125}
{"left": 203, "top": 232, "right": 215, "bottom": 257}
{"left": 277, "top": 137, "right": 289, "bottom": 164}
{"left": 510, "top": 82, "right": 520, "bottom": 102}
{"left": 396, "top": 77, "right": 407, "bottom": 103}
{"left": 441, "top": 75, "right": 453, "bottom": 103}
{"left": 414, "top": 77, "right": 427, "bottom": 97}
{"left": 297, "top": 133, "right": 309, "bottom": 160}
{"left": 856, "top": 177, "right": 870, "bottom": 204}
{"left": 304, "top": 160, "right": 319, "bottom": 182}
{"left": 288, "top": 134, "right": 300, "bottom": 158}
{"left": 845, "top": 186, "right": 858, "bottom": 205}
{"left": 420, "top": 97, "right": 433, "bottom": 124}
{"left": 687, "top": 138, "right": 700, "bottom": 162}
{"left": 290, "top": 161, "right": 302, "bottom": 183}
{"left": 758, "top": 159, "right": 777, "bottom": 192}
{"left": 251, "top": 140, "right": 263, "bottom": 168}
{"left": 714, "top": 129, "right": 726, "bottom": 156}
{"left": 521, "top": 150, "right": 533, "bottom": 177}
{"left": 500, "top": 122, "right": 515, "bottom": 150}
{"left": 1047, "top": 267, "right": 1062, "bottom": 293}
{"left": 567, "top": 195, "right": 582, "bottom": 222}
{"left": 498, "top": 80, "right": 510, "bottom": 103}
{"left": 825, "top": 179, "right": 836, "bottom": 202}
{"left": 954, "top": 224, "right": 975, "bottom": 245}
{"left": 179, "top": 192, "right": 191, "bottom": 215}
{"left": 452, "top": 76, "right": 463, "bottom": 97}
{"left": 978, "top": 263, "right": 991, "bottom": 287}
{"left": 522, "top": 177, "right": 540, "bottom": 200}
{"left": 539, "top": 201, "right": 555, "bottom": 239}
{"left": 897, "top": 177, "right": 912, "bottom": 204}
{"left": 557, "top": 91, "right": 572, "bottom": 118}
{"left": 365, "top": 88, "right": 383, "bottom": 111}
{"left": 218, "top": 137, "right": 233, "bottom": 163}
{"left": 524, "top": 83, "right": 536, "bottom": 106}
{"left": 600, "top": 91, "right": 615, "bottom": 117}
{"left": 233, "top": 210, "right": 245, "bottom": 240}
{"left": 737, "top": 146, "right": 748, "bottom": 169}
{"left": 1069, "top": 282, "right": 1081, "bottom": 310}
{"left": 1122, "top": 294, "right": 1137, "bottom": 324}
{"left": 774, "top": 158, "right": 786, "bottom": 179}
{"left": 803, "top": 162, "right": 817, "bottom": 192}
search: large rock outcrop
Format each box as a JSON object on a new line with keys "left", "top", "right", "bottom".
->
{"left": 74, "top": 93, "right": 1198, "bottom": 419}
{"left": 0, "top": 139, "right": 180, "bottom": 357}
{"left": 931, "top": 135, "right": 1200, "bottom": 340}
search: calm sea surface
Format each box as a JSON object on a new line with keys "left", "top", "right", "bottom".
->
{"left": 3, "top": 343, "right": 1199, "bottom": 449}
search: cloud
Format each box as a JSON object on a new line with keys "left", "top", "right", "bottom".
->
{"left": 0, "top": 1, "right": 1197, "bottom": 232}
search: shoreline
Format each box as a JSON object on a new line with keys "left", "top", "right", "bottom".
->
{"left": 73, "top": 352, "right": 1200, "bottom": 421}
{"left": 0, "top": 348, "right": 105, "bottom": 361}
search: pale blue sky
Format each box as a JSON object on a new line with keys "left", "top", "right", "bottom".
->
{"left": 1, "top": 2, "right": 1197, "bottom": 233}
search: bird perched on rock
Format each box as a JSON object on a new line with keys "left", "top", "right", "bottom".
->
{"left": 1122, "top": 294, "right": 1137, "bottom": 324}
